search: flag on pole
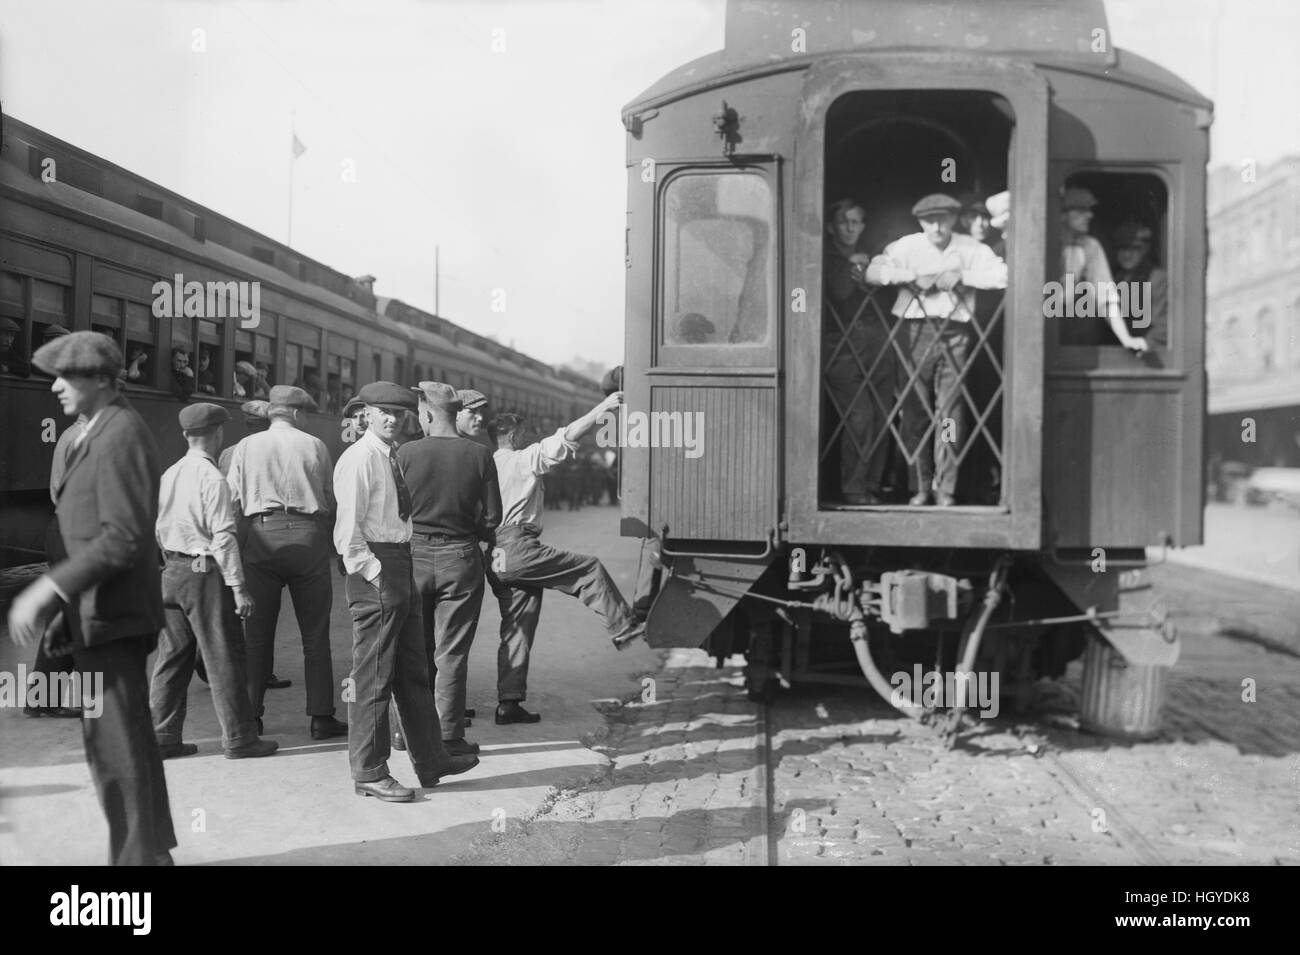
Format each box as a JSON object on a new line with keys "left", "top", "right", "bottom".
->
{"left": 292, "top": 132, "right": 307, "bottom": 159}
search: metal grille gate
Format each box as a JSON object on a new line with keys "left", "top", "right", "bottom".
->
{"left": 821, "top": 283, "right": 1006, "bottom": 501}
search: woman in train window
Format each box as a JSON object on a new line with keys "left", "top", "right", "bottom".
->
{"left": 822, "top": 198, "right": 895, "bottom": 506}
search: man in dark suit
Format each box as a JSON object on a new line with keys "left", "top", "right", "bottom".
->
{"left": 8, "top": 331, "right": 177, "bottom": 866}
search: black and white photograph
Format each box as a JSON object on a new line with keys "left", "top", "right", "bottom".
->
{"left": 0, "top": 0, "right": 1295, "bottom": 912}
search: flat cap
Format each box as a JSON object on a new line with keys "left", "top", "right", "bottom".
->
{"left": 360, "top": 380, "right": 417, "bottom": 411}
{"left": 32, "top": 330, "right": 123, "bottom": 378}
{"left": 43, "top": 324, "right": 70, "bottom": 339}
{"left": 1061, "top": 186, "right": 1098, "bottom": 210}
{"left": 455, "top": 388, "right": 488, "bottom": 411}
{"left": 1, "top": 317, "right": 19, "bottom": 333}
{"left": 268, "top": 384, "right": 315, "bottom": 410}
{"left": 178, "top": 402, "right": 229, "bottom": 432}
{"left": 957, "top": 191, "right": 988, "bottom": 217}
{"left": 235, "top": 360, "right": 257, "bottom": 376}
{"left": 411, "top": 380, "right": 461, "bottom": 410}
{"left": 911, "top": 193, "right": 962, "bottom": 218}
{"left": 1114, "top": 222, "right": 1154, "bottom": 249}
{"left": 342, "top": 395, "right": 366, "bottom": 418}
{"left": 240, "top": 399, "right": 271, "bottom": 421}
{"left": 600, "top": 366, "right": 623, "bottom": 396}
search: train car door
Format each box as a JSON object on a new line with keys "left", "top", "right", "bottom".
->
{"left": 786, "top": 55, "right": 1050, "bottom": 549}
{"left": 626, "top": 161, "right": 782, "bottom": 555}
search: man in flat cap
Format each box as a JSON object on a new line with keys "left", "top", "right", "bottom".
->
{"left": 398, "top": 382, "right": 502, "bottom": 754}
{"left": 486, "top": 392, "right": 644, "bottom": 726}
{"left": 1112, "top": 221, "right": 1167, "bottom": 349}
{"left": 150, "top": 403, "right": 278, "bottom": 760}
{"left": 1059, "top": 186, "right": 1150, "bottom": 353}
{"left": 8, "top": 331, "right": 177, "bottom": 865}
{"left": 1, "top": 316, "right": 29, "bottom": 377}
{"left": 333, "top": 381, "right": 478, "bottom": 801}
{"left": 225, "top": 384, "right": 345, "bottom": 740}
{"left": 454, "top": 388, "right": 490, "bottom": 442}
{"left": 865, "top": 193, "right": 1007, "bottom": 506}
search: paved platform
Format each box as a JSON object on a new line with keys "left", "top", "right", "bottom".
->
{"left": 0, "top": 505, "right": 653, "bottom": 865}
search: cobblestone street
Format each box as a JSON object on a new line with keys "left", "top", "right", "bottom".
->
{"left": 465, "top": 570, "right": 1300, "bottom": 866}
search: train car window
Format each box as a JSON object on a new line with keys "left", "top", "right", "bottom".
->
{"left": 91, "top": 294, "right": 122, "bottom": 343}
{"left": 1057, "top": 171, "right": 1169, "bottom": 350}
{"left": 0, "top": 271, "right": 26, "bottom": 376}
{"left": 234, "top": 326, "right": 273, "bottom": 398}
{"left": 123, "top": 301, "right": 156, "bottom": 388}
{"left": 31, "top": 279, "right": 71, "bottom": 346}
{"left": 286, "top": 343, "right": 322, "bottom": 408}
{"left": 196, "top": 319, "right": 222, "bottom": 396}
{"left": 661, "top": 171, "right": 773, "bottom": 348}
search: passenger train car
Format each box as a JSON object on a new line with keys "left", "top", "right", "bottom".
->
{"left": 620, "top": 0, "right": 1207, "bottom": 731}
{"left": 0, "top": 115, "right": 602, "bottom": 565}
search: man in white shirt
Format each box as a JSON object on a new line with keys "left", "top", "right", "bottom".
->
{"left": 866, "top": 193, "right": 1008, "bottom": 505}
{"left": 486, "top": 392, "right": 643, "bottom": 726}
{"left": 333, "top": 381, "right": 478, "bottom": 802}
{"left": 149, "top": 403, "right": 277, "bottom": 760}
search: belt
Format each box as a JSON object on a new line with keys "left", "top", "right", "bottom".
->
{"left": 368, "top": 541, "right": 411, "bottom": 554}
{"left": 252, "top": 507, "right": 319, "bottom": 520}
{"left": 496, "top": 523, "right": 541, "bottom": 538}
{"left": 411, "top": 530, "right": 476, "bottom": 543}
{"left": 164, "top": 550, "right": 204, "bottom": 562}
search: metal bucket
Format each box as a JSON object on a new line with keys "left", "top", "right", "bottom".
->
{"left": 1079, "top": 632, "right": 1169, "bottom": 740}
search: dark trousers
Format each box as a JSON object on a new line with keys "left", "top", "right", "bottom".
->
{"left": 488, "top": 524, "right": 634, "bottom": 702}
{"left": 74, "top": 636, "right": 178, "bottom": 866}
{"left": 242, "top": 514, "right": 336, "bottom": 720}
{"left": 410, "top": 536, "right": 485, "bottom": 742}
{"left": 900, "top": 319, "right": 972, "bottom": 496}
{"left": 823, "top": 326, "right": 896, "bottom": 496}
{"left": 345, "top": 544, "right": 447, "bottom": 784}
{"left": 150, "top": 557, "right": 257, "bottom": 750}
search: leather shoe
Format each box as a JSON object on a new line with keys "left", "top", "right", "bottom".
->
{"left": 495, "top": 701, "right": 541, "bottom": 725}
{"left": 421, "top": 753, "right": 480, "bottom": 787}
{"left": 266, "top": 673, "right": 292, "bottom": 690}
{"left": 392, "top": 729, "right": 407, "bottom": 751}
{"left": 355, "top": 776, "right": 414, "bottom": 802}
{"left": 159, "top": 742, "right": 198, "bottom": 759}
{"left": 908, "top": 491, "right": 933, "bottom": 506}
{"left": 443, "top": 738, "right": 480, "bottom": 756}
{"left": 310, "top": 715, "right": 348, "bottom": 740}
{"left": 935, "top": 492, "right": 957, "bottom": 507}
{"left": 226, "top": 738, "right": 278, "bottom": 759}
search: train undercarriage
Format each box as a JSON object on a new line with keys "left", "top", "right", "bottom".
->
{"left": 650, "top": 545, "right": 1178, "bottom": 746}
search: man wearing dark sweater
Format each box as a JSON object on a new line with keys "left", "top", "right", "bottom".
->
{"left": 398, "top": 382, "right": 502, "bottom": 756}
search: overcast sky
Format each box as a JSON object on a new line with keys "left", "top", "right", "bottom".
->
{"left": 1, "top": 0, "right": 1295, "bottom": 368}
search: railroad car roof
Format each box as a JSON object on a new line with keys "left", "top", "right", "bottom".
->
{"left": 624, "top": 0, "right": 1210, "bottom": 117}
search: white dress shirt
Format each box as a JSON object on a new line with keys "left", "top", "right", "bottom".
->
{"left": 226, "top": 420, "right": 334, "bottom": 516}
{"left": 156, "top": 448, "right": 245, "bottom": 587}
{"left": 495, "top": 429, "right": 579, "bottom": 531}
{"left": 867, "top": 232, "right": 1007, "bottom": 321}
{"left": 333, "top": 428, "right": 411, "bottom": 581}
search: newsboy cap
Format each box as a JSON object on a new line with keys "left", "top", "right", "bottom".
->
{"left": 957, "top": 192, "right": 989, "bottom": 217}
{"left": 32, "top": 330, "right": 123, "bottom": 378}
{"left": 178, "top": 402, "right": 229, "bottom": 432}
{"left": 360, "top": 380, "right": 417, "bottom": 411}
{"left": 600, "top": 366, "right": 623, "bottom": 397}
{"left": 240, "top": 399, "right": 271, "bottom": 422}
{"left": 1, "top": 317, "right": 19, "bottom": 333}
{"left": 342, "top": 395, "right": 366, "bottom": 419}
{"left": 268, "top": 384, "right": 315, "bottom": 411}
{"left": 43, "top": 324, "right": 70, "bottom": 340}
{"left": 411, "top": 380, "right": 461, "bottom": 410}
{"left": 911, "top": 193, "right": 962, "bottom": 218}
{"left": 1061, "top": 186, "right": 1098, "bottom": 211}
{"left": 455, "top": 388, "right": 488, "bottom": 411}
{"left": 235, "top": 360, "right": 257, "bottom": 377}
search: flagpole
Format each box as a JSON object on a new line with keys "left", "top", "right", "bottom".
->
{"left": 288, "top": 113, "right": 296, "bottom": 248}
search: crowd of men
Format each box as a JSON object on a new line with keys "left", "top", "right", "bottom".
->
{"left": 7, "top": 330, "right": 649, "bottom": 863}
{"left": 822, "top": 185, "right": 1166, "bottom": 506}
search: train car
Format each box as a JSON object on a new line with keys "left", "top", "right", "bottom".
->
{"left": 620, "top": 0, "right": 1206, "bottom": 734}
{"left": 0, "top": 115, "right": 601, "bottom": 564}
